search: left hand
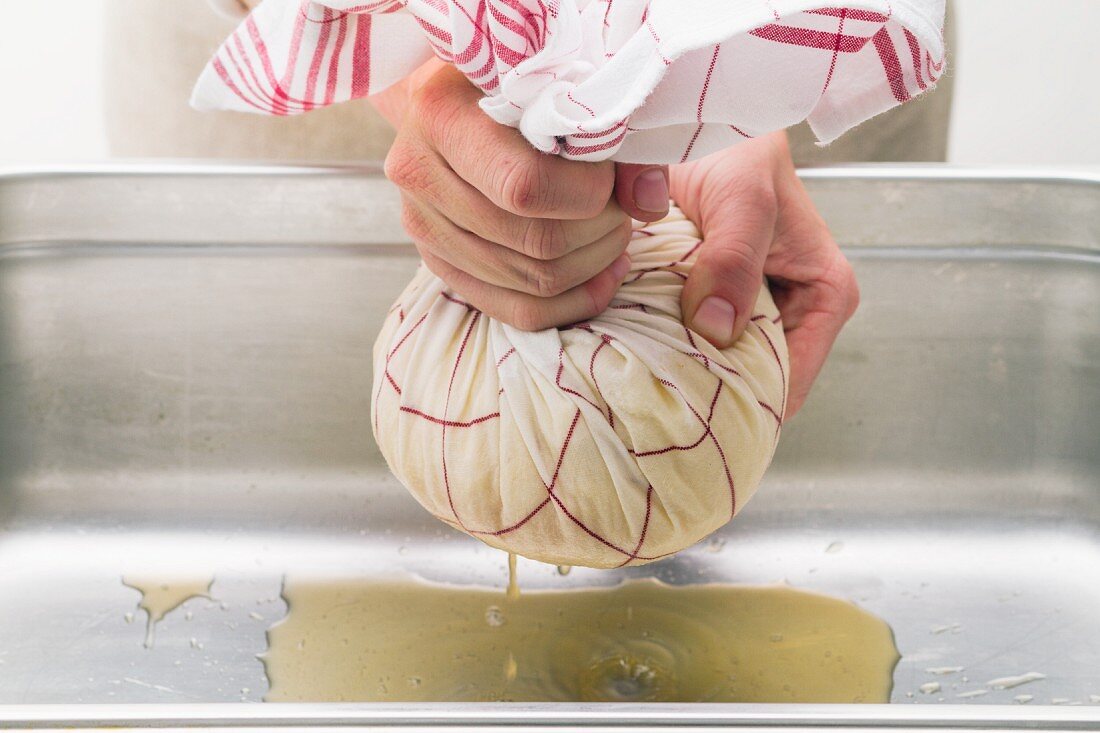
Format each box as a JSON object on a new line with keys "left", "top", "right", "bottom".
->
{"left": 670, "top": 131, "right": 860, "bottom": 418}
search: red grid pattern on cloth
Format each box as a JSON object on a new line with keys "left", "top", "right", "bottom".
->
{"left": 374, "top": 230, "right": 787, "bottom": 568}
{"left": 193, "top": 0, "right": 945, "bottom": 162}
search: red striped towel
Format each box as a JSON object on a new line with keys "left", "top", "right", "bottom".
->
{"left": 192, "top": 0, "right": 945, "bottom": 162}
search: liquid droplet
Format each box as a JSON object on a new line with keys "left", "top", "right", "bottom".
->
{"left": 579, "top": 654, "right": 675, "bottom": 702}
{"left": 925, "top": 666, "right": 964, "bottom": 675}
{"left": 485, "top": 606, "right": 505, "bottom": 627}
{"left": 825, "top": 541, "right": 844, "bottom": 554}
{"left": 919, "top": 682, "right": 941, "bottom": 695}
{"left": 929, "top": 623, "right": 962, "bottom": 635}
{"left": 987, "top": 672, "right": 1045, "bottom": 690}
{"left": 556, "top": 565, "right": 572, "bottom": 576}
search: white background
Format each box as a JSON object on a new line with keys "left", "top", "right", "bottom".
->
{"left": 0, "top": 0, "right": 1098, "bottom": 166}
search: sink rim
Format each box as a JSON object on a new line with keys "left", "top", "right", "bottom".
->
{"left": 2, "top": 702, "right": 1099, "bottom": 730}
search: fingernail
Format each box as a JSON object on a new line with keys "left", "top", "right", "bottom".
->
{"left": 692, "top": 296, "right": 735, "bottom": 345}
{"left": 610, "top": 254, "right": 631, "bottom": 281}
{"left": 633, "top": 168, "right": 669, "bottom": 213}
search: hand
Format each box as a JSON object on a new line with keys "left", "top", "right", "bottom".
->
{"left": 672, "top": 132, "right": 859, "bottom": 418}
{"left": 375, "top": 64, "right": 671, "bottom": 330}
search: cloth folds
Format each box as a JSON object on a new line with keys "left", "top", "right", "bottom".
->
{"left": 191, "top": 0, "right": 946, "bottom": 162}
{"left": 372, "top": 207, "right": 788, "bottom": 568}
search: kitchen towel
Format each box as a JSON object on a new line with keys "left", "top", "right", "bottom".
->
{"left": 191, "top": 0, "right": 946, "bottom": 162}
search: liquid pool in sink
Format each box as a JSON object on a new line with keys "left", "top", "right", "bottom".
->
{"left": 126, "top": 573, "right": 900, "bottom": 703}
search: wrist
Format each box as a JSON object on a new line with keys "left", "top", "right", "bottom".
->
{"left": 368, "top": 58, "right": 449, "bottom": 128}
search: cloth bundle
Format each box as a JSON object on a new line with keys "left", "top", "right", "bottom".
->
{"left": 191, "top": 0, "right": 943, "bottom": 566}
{"left": 191, "top": 0, "right": 946, "bottom": 162}
{"left": 372, "top": 208, "right": 787, "bottom": 567}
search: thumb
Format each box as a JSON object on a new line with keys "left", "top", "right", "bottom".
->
{"left": 680, "top": 198, "right": 775, "bottom": 349}
{"left": 614, "top": 163, "right": 670, "bottom": 222}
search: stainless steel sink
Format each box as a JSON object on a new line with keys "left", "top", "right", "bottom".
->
{"left": 0, "top": 165, "right": 1097, "bottom": 731}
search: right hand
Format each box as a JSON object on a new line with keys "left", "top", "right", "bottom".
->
{"left": 377, "top": 64, "right": 670, "bottom": 330}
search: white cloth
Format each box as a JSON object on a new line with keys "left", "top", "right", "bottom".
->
{"left": 372, "top": 208, "right": 788, "bottom": 568}
{"left": 191, "top": 0, "right": 946, "bottom": 162}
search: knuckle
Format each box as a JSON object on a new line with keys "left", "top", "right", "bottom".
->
{"left": 499, "top": 157, "right": 550, "bottom": 216}
{"left": 821, "top": 251, "right": 860, "bottom": 319}
{"left": 712, "top": 240, "right": 762, "bottom": 280}
{"left": 523, "top": 260, "right": 568, "bottom": 298}
{"left": 409, "top": 77, "right": 461, "bottom": 137}
{"left": 744, "top": 182, "right": 779, "bottom": 220}
{"left": 717, "top": 174, "right": 779, "bottom": 221}
{"left": 410, "top": 76, "right": 449, "bottom": 115}
{"left": 521, "top": 218, "right": 568, "bottom": 260}
{"left": 384, "top": 141, "right": 433, "bottom": 195}
{"left": 576, "top": 165, "right": 616, "bottom": 218}
{"left": 509, "top": 301, "right": 551, "bottom": 332}
{"left": 382, "top": 142, "right": 412, "bottom": 186}
{"left": 399, "top": 205, "right": 432, "bottom": 243}
{"left": 582, "top": 277, "right": 613, "bottom": 320}
{"left": 418, "top": 249, "right": 445, "bottom": 279}
{"left": 413, "top": 242, "right": 436, "bottom": 269}
{"left": 841, "top": 263, "right": 860, "bottom": 317}
{"left": 613, "top": 218, "right": 634, "bottom": 247}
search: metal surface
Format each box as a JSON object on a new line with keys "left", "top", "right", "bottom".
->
{"left": 3, "top": 702, "right": 1100, "bottom": 731}
{"left": 0, "top": 166, "right": 1098, "bottom": 729}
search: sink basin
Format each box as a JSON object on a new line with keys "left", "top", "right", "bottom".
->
{"left": 0, "top": 165, "right": 1097, "bottom": 730}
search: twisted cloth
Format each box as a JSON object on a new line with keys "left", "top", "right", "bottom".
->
{"left": 191, "top": 0, "right": 946, "bottom": 162}
{"left": 372, "top": 207, "right": 787, "bottom": 567}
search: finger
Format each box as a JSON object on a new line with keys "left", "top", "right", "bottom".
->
{"left": 419, "top": 248, "right": 632, "bottom": 331}
{"left": 771, "top": 256, "right": 860, "bottom": 418}
{"left": 680, "top": 185, "right": 778, "bottom": 348}
{"left": 614, "top": 163, "right": 670, "bottom": 222}
{"left": 782, "top": 315, "right": 840, "bottom": 420}
{"left": 404, "top": 197, "right": 632, "bottom": 296}
{"left": 412, "top": 67, "right": 616, "bottom": 220}
{"left": 388, "top": 139, "right": 627, "bottom": 258}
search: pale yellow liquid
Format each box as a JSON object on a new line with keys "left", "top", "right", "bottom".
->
{"left": 262, "top": 578, "right": 899, "bottom": 703}
{"left": 122, "top": 577, "right": 213, "bottom": 648}
{"left": 507, "top": 553, "right": 519, "bottom": 601}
